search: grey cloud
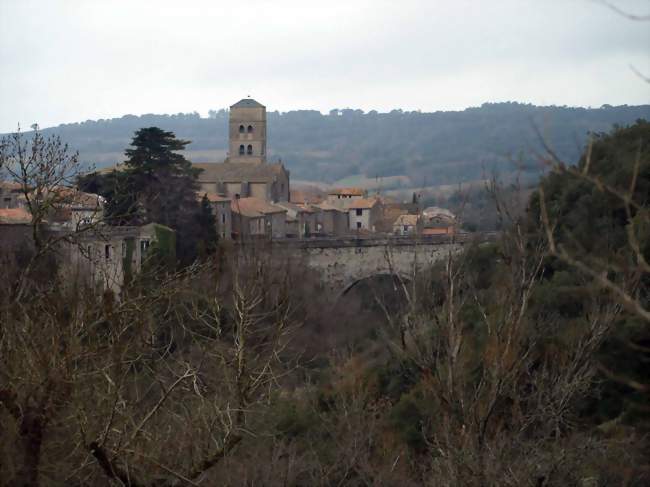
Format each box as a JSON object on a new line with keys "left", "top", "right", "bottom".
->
{"left": 0, "top": 0, "right": 648, "bottom": 132}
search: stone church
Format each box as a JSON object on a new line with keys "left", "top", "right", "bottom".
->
{"left": 195, "top": 98, "right": 290, "bottom": 202}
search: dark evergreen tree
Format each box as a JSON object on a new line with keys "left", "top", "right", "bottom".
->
{"left": 79, "top": 127, "right": 216, "bottom": 265}
{"left": 527, "top": 120, "right": 650, "bottom": 426}
{"left": 195, "top": 194, "right": 218, "bottom": 257}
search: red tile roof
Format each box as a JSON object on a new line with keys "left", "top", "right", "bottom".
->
{"left": 231, "top": 197, "right": 287, "bottom": 218}
{"left": 348, "top": 198, "right": 380, "bottom": 210}
{"left": 0, "top": 207, "right": 31, "bottom": 225}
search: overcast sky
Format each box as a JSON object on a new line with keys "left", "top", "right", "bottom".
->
{"left": 0, "top": 0, "right": 648, "bottom": 132}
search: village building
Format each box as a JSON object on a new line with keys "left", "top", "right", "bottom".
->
{"left": 0, "top": 207, "right": 32, "bottom": 258}
{"left": 393, "top": 214, "right": 421, "bottom": 235}
{"left": 421, "top": 206, "right": 456, "bottom": 235}
{"left": 45, "top": 188, "right": 105, "bottom": 229}
{"left": 313, "top": 202, "right": 349, "bottom": 236}
{"left": 230, "top": 197, "right": 287, "bottom": 239}
{"left": 0, "top": 179, "right": 175, "bottom": 294}
{"left": 326, "top": 187, "right": 366, "bottom": 209}
{"left": 275, "top": 201, "right": 317, "bottom": 238}
{"left": 0, "top": 181, "right": 25, "bottom": 209}
{"left": 0, "top": 202, "right": 171, "bottom": 294}
{"left": 290, "top": 187, "right": 325, "bottom": 205}
{"left": 195, "top": 99, "right": 290, "bottom": 203}
{"left": 348, "top": 197, "right": 382, "bottom": 232}
{"left": 202, "top": 193, "right": 232, "bottom": 240}
{"left": 64, "top": 223, "right": 173, "bottom": 294}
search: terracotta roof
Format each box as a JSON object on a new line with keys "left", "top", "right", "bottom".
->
{"left": 348, "top": 198, "right": 380, "bottom": 210}
{"left": 200, "top": 192, "right": 231, "bottom": 203}
{"left": 231, "top": 197, "right": 287, "bottom": 218}
{"left": 290, "top": 189, "right": 324, "bottom": 204}
{"left": 0, "top": 181, "right": 23, "bottom": 191}
{"left": 314, "top": 202, "right": 347, "bottom": 212}
{"left": 275, "top": 201, "right": 313, "bottom": 214}
{"left": 327, "top": 187, "right": 365, "bottom": 196}
{"left": 194, "top": 162, "right": 287, "bottom": 183}
{"left": 394, "top": 214, "right": 419, "bottom": 226}
{"left": 27, "top": 187, "right": 103, "bottom": 209}
{"left": 0, "top": 207, "right": 31, "bottom": 225}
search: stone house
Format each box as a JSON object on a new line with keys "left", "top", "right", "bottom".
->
{"left": 202, "top": 192, "right": 232, "bottom": 240}
{"left": 275, "top": 201, "right": 317, "bottom": 238}
{"left": 313, "top": 202, "right": 349, "bottom": 236}
{"left": 47, "top": 188, "right": 105, "bottom": 229}
{"left": 393, "top": 214, "right": 421, "bottom": 235}
{"left": 421, "top": 206, "right": 456, "bottom": 235}
{"left": 0, "top": 208, "right": 32, "bottom": 259}
{"left": 0, "top": 206, "right": 172, "bottom": 294}
{"left": 0, "top": 181, "right": 25, "bottom": 209}
{"left": 230, "top": 197, "right": 287, "bottom": 239}
{"left": 348, "top": 198, "right": 382, "bottom": 232}
{"left": 326, "top": 187, "right": 366, "bottom": 209}
{"left": 64, "top": 223, "right": 173, "bottom": 294}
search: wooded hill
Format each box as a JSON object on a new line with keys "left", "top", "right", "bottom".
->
{"left": 25, "top": 102, "right": 650, "bottom": 186}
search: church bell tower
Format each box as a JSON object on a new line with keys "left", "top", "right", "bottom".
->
{"left": 228, "top": 98, "right": 267, "bottom": 164}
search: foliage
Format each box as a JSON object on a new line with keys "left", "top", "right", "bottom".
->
{"left": 3, "top": 121, "right": 650, "bottom": 486}
{"left": 28, "top": 103, "right": 650, "bottom": 184}
{"left": 529, "top": 120, "right": 650, "bottom": 426}
{"left": 78, "top": 127, "right": 216, "bottom": 265}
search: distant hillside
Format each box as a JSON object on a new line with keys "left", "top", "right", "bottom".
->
{"left": 19, "top": 103, "right": 650, "bottom": 186}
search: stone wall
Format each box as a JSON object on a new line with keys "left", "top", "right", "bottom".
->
{"left": 302, "top": 241, "right": 460, "bottom": 293}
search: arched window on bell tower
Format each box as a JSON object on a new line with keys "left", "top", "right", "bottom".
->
{"left": 247, "top": 144, "right": 253, "bottom": 155}
{"left": 247, "top": 125, "right": 253, "bottom": 133}
{"left": 239, "top": 144, "right": 245, "bottom": 155}
{"left": 239, "top": 125, "right": 245, "bottom": 133}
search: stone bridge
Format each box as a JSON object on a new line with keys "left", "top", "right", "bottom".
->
{"left": 271, "top": 233, "right": 496, "bottom": 297}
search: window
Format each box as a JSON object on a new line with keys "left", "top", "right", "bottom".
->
{"left": 356, "top": 209, "right": 363, "bottom": 216}
{"left": 247, "top": 144, "right": 253, "bottom": 155}
{"left": 247, "top": 125, "right": 253, "bottom": 133}
{"left": 140, "top": 240, "right": 150, "bottom": 254}
{"left": 239, "top": 125, "right": 245, "bottom": 133}
{"left": 122, "top": 241, "right": 127, "bottom": 258}
{"left": 239, "top": 144, "right": 245, "bottom": 155}
{"left": 104, "top": 244, "right": 111, "bottom": 260}
{"left": 404, "top": 225, "right": 409, "bottom": 232}
{"left": 356, "top": 221, "right": 362, "bottom": 229}
{"left": 221, "top": 213, "right": 226, "bottom": 224}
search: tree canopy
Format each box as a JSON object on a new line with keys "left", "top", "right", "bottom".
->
{"left": 30, "top": 103, "right": 650, "bottom": 186}
{"left": 79, "top": 127, "right": 214, "bottom": 264}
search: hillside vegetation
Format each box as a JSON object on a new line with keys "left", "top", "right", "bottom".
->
{"left": 24, "top": 102, "right": 650, "bottom": 186}
{"left": 1, "top": 116, "right": 649, "bottom": 485}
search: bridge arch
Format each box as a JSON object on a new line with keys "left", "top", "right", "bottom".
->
{"left": 337, "top": 270, "right": 412, "bottom": 301}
